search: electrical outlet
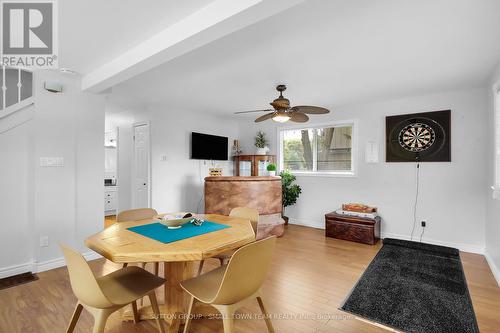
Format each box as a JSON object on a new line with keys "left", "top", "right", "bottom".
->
{"left": 421, "top": 220, "right": 427, "bottom": 227}
{"left": 39, "top": 236, "right": 49, "bottom": 247}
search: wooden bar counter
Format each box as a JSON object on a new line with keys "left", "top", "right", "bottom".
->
{"left": 204, "top": 176, "right": 285, "bottom": 238}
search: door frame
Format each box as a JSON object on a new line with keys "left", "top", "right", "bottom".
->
{"left": 104, "top": 127, "right": 119, "bottom": 216}
{"left": 132, "top": 121, "right": 152, "bottom": 208}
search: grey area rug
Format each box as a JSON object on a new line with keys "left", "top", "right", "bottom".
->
{"left": 341, "top": 238, "right": 479, "bottom": 333}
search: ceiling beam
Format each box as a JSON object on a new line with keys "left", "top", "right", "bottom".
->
{"left": 81, "top": 0, "right": 304, "bottom": 93}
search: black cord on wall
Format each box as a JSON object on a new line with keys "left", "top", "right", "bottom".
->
{"left": 410, "top": 162, "right": 420, "bottom": 241}
{"left": 419, "top": 225, "right": 425, "bottom": 242}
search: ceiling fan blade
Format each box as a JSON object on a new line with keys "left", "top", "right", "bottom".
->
{"left": 290, "top": 106, "right": 330, "bottom": 114}
{"left": 289, "top": 112, "right": 309, "bottom": 123}
{"left": 255, "top": 112, "right": 276, "bottom": 122}
{"left": 234, "top": 109, "right": 274, "bottom": 115}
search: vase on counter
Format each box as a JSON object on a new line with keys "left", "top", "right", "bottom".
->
{"left": 256, "top": 146, "right": 269, "bottom": 155}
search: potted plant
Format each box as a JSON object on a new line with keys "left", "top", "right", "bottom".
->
{"left": 255, "top": 130, "right": 269, "bottom": 155}
{"left": 280, "top": 170, "right": 302, "bottom": 225}
{"left": 267, "top": 163, "right": 277, "bottom": 176}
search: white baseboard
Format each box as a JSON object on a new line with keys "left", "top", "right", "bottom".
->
{"left": 484, "top": 249, "right": 500, "bottom": 287}
{"left": 288, "top": 217, "right": 324, "bottom": 229}
{"left": 84, "top": 251, "right": 103, "bottom": 261}
{"left": 0, "top": 261, "right": 34, "bottom": 279}
{"left": 380, "top": 232, "right": 485, "bottom": 255}
{"left": 35, "top": 257, "right": 66, "bottom": 273}
{"left": 0, "top": 251, "right": 102, "bottom": 278}
{"left": 288, "top": 218, "right": 485, "bottom": 254}
{"left": 35, "top": 251, "right": 102, "bottom": 273}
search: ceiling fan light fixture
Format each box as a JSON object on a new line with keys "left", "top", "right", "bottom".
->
{"left": 272, "top": 111, "right": 291, "bottom": 123}
{"left": 235, "top": 85, "right": 330, "bottom": 123}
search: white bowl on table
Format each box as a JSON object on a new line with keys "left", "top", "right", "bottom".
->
{"left": 156, "top": 212, "right": 195, "bottom": 229}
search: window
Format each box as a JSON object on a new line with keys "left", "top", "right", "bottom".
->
{"left": 278, "top": 122, "right": 356, "bottom": 176}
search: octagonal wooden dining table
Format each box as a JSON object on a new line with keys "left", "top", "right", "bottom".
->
{"left": 85, "top": 213, "right": 255, "bottom": 333}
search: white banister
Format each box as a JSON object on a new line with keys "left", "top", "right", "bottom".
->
{"left": 0, "top": 66, "right": 33, "bottom": 113}
{"left": 17, "top": 68, "right": 22, "bottom": 103}
{"left": 0, "top": 66, "right": 34, "bottom": 133}
{"left": 2, "top": 65, "right": 6, "bottom": 110}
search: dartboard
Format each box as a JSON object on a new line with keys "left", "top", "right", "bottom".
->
{"left": 398, "top": 123, "right": 435, "bottom": 152}
{"left": 386, "top": 110, "right": 450, "bottom": 162}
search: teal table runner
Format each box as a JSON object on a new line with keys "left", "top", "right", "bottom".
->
{"left": 127, "top": 221, "right": 230, "bottom": 244}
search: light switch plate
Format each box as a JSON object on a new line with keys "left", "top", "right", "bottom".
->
{"left": 40, "top": 157, "right": 64, "bottom": 167}
{"left": 365, "top": 141, "right": 379, "bottom": 163}
{"left": 39, "top": 236, "right": 49, "bottom": 247}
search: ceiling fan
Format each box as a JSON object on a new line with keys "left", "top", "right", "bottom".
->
{"left": 234, "top": 84, "right": 330, "bottom": 123}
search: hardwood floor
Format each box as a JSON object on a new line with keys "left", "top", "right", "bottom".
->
{"left": 1, "top": 225, "right": 499, "bottom": 332}
{"left": 104, "top": 215, "right": 116, "bottom": 228}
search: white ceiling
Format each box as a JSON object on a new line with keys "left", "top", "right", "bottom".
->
{"left": 110, "top": 0, "right": 500, "bottom": 115}
{"left": 59, "top": 0, "right": 213, "bottom": 74}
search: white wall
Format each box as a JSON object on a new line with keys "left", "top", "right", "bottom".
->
{"left": 34, "top": 71, "right": 105, "bottom": 263}
{"left": 0, "top": 70, "right": 105, "bottom": 277}
{"left": 0, "top": 116, "right": 34, "bottom": 273}
{"left": 238, "top": 88, "right": 488, "bottom": 253}
{"left": 485, "top": 63, "right": 500, "bottom": 284}
{"left": 107, "top": 105, "right": 239, "bottom": 215}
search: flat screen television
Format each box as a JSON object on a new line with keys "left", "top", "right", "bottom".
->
{"left": 191, "top": 132, "right": 228, "bottom": 161}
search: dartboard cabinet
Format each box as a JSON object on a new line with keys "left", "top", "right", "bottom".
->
{"left": 386, "top": 110, "right": 451, "bottom": 162}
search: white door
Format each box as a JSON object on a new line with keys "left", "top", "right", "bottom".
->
{"left": 132, "top": 124, "right": 150, "bottom": 208}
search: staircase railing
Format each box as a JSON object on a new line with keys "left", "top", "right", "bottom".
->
{"left": 0, "top": 65, "right": 34, "bottom": 133}
{"left": 0, "top": 64, "right": 34, "bottom": 118}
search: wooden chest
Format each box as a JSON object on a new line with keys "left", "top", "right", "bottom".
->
{"left": 325, "top": 212, "right": 380, "bottom": 245}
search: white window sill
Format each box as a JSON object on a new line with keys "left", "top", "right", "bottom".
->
{"left": 286, "top": 171, "right": 357, "bottom": 178}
